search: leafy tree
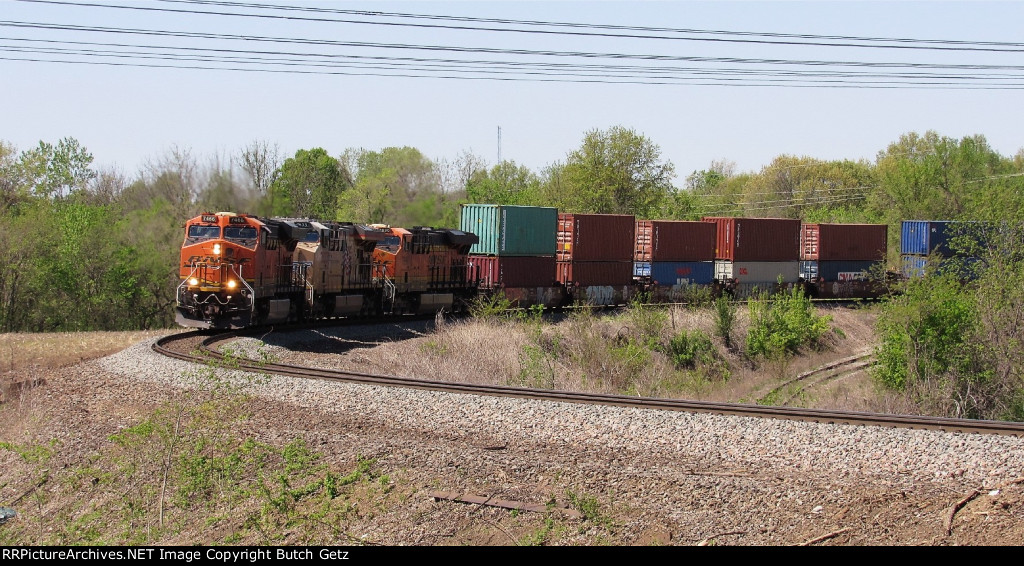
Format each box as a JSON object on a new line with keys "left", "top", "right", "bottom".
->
{"left": 18, "top": 137, "right": 96, "bottom": 199}
{"left": 466, "top": 160, "right": 540, "bottom": 205}
{"left": 0, "top": 140, "right": 29, "bottom": 210}
{"left": 870, "top": 131, "right": 1015, "bottom": 222}
{"left": 732, "top": 156, "right": 874, "bottom": 219}
{"left": 269, "top": 148, "right": 351, "bottom": 218}
{"left": 558, "top": 126, "right": 675, "bottom": 217}
{"left": 338, "top": 146, "right": 451, "bottom": 226}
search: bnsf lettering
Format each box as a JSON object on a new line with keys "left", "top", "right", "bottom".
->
{"left": 183, "top": 256, "right": 252, "bottom": 266}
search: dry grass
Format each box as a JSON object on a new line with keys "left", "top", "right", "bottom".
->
{"left": 287, "top": 302, "right": 894, "bottom": 412}
{"left": 0, "top": 329, "right": 178, "bottom": 373}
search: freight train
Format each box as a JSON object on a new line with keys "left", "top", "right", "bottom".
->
{"left": 175, "top": 207, "right": 971, "bottom": 329}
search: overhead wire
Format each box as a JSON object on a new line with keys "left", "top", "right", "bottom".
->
{"left": 15, "top": 0, "right": 1024, "bottom": 54}
{"left": 5, "top": 38, "right": 1023, "bottom": 88}
{"left": 4, "top": 1, "right": 1024, "bottom": 88}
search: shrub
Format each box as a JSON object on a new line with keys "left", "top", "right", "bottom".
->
{"left": 745, "top": 286, "right": 832, "bottom": 360}
{"left": 713, "top": 296, "right": 736, "bottom": 349}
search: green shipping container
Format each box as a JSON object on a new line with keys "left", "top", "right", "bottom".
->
{"left": 460, "top": 204, "right": 558, "bottom": 256}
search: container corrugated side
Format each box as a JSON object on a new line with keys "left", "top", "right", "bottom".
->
{"left": 635, "top": 220, "right": 717, "bottom": 262}
{"left": 714, "top": 260, "right": 800, "bottom": 283}
{"left": 468, "top": 255, "right": 557, "bottom": 289}
{"left": 649, "top": 261, "right": 715, "bottom": 286}
{"left": 900, "top": 221, "right": 951, "bottom": 256}
{"left": 802, "top": 223, "right": 887, "bottom": 261}
{"left": 557, "top": 214, "right": 635, "bottom": 262}
{"left": 556, "top": 261, "right": 634, "bottom": 286}
{"left": 702, "top": 217, "right": 801, "bottom": 261}
{"left": 461, "top": 204, "right": 557, "bottom": 256}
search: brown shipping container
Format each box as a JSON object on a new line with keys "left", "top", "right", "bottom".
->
{"left": 801, "top": 223, "right": 888, "bottom": 261}
{"left": 556, "top": 261, "right": 634, "bottom": 287}
{"left": 468, "top": 255, "right": 557, "bottom": 289}
{"left": 557, "top": 214, "right": 635, "bottom": 262}
{"left": 635, "top": 220, "right": 717, "bottom": 262}
{"left": 702, "top": 217, "right": 801, "bottom": 262}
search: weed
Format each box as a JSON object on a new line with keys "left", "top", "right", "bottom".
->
{"left": 566, "top": 490, "right": 610, "bottom": 527}
{"left": 515, "top": 344, "right": 556, "bottom": 389}
{"left": 519, "top": 516, "right": 556, "bottom": 546}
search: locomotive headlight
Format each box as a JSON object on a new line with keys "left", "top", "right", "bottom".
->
{"left": 189, "top": 277, "right": 199, "bottom": 286}
{"left": 213, "top": 243, "right": 221, "bottom": 255}
{"left": 227, "top": 280, "right": 237, "bottom": 289}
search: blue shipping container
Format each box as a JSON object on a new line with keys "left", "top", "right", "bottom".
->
{"left": 901, "top": 220, "right": 993, "bottom": 257}
{"left": 633, "top": 262, "right": 651, "bottom": 278}
{"left": 901, "top": 255, "right": 927, "bottom": 278}
{"left": 901, "top": 254, "right": 983, "bottom": 280}
{"left": 901, "top": 221, "right": 953, "bottom": 256}
{"left": 815, "top": 260, "right": 882, "bottom": 282}
{"left": 649, "top": 261, "right": 715, "bottom": 286}
{"left": 799, "top": 260, "right": 818, "bottom": 280}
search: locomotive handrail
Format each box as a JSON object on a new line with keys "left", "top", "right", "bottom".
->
{"left": 231, "top": 263, "right": 256, "bottom": 314}
{"left": 176, "top": 264, "right": 200, "bottom": 307}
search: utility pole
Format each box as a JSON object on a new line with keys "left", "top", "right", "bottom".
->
{"left": 497, "top": 126, "right": 502, "bottom": 163}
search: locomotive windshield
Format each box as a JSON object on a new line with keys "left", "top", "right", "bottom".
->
{"left": 224, "top": 226, "right": 258, "bottom": 248}
{"left": 303, "top": 231, "right": 320, "bottom": 243}
{"left": 188, "top": 225, "right": 220, "bottom": 240}
{"left": 225, "top": 226, "right": 257, "bottom": 239}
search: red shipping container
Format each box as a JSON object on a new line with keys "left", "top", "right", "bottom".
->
{"left": 702, "top": 217, "right": 801, "bottom": 262}
{"left": 468, "top": 255, "right": 557, "bottom": 289}
{"left": 556, "top": 261, "right": 634, "bottom": 287}
{"left": 557, "top": 214, "right": 635, "bottom": 262}
{"left": 635, "top": 220, "right": 716, "bottom": 262}
{"left": 801, "top": 223, "right": 888, "bottom": 261}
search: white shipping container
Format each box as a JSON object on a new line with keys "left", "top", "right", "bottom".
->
{"left": 714, "top": 261, "right": 800, "bottom": 283}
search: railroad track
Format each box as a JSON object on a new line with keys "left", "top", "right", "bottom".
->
{"left": 154, "top": 327, "right": 1024, "bottom": 437}
{"left": 755, "top": 353, "right": 875, "bottom": 407}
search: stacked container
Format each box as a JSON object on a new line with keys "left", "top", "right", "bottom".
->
{"left": 556, "top": 213, "right": 635, "bottom": 287}
{"left": 899, "top": 220, "right": 986, "bottom": 280}
{"left": 800, "top": 223, "right": 887, "bottom": 282}
{"left": 634, "top": 220, "right": 717, "bottom": 286}
{"left": 702, "top": 217, "right": 802, "bottom": 289}
{"left": 461, "top": 204, "right": 558, "bottom": 289}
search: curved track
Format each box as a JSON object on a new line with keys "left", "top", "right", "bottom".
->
{"left": 154, "top": 327, "right": 1024, "bottom": 437}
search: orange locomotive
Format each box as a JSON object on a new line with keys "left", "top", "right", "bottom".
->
{"left": 371, "top": 225, "right": 479, "bottom": 315}
{"left": 177, "top": 213, "right": 478, "bottom": 328}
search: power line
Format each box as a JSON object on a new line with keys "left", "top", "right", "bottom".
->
{"left": 16, "top": 0, "right": 1024, "bottom": 53}
{"left": 6, "top": 38, "right": 1024, "bottom": 88}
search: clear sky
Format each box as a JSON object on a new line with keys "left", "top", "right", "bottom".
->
{"left": 2, "top": 0, "right": 1022, "bottom": 181}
